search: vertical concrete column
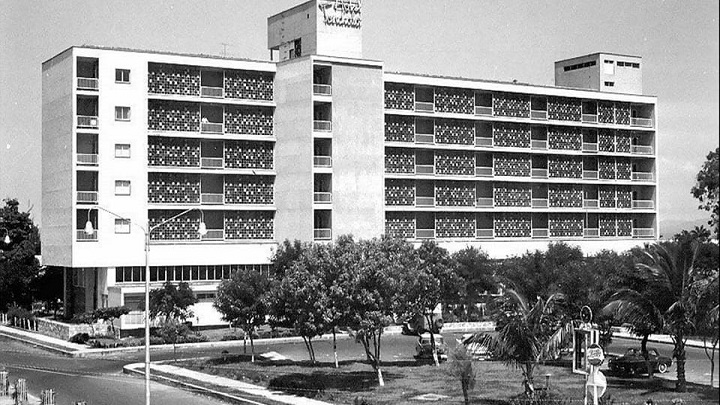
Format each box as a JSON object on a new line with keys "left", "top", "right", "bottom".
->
{"left": 15, "top": 378, "right": 27, "bottom": 402}
{"left": 0, "top": 370, "right": 8, "bottom": 395}
{"left": 41, "top": 389, "right": 56, "bottom": 405}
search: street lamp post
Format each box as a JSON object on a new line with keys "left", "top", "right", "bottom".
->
{"left": 84, "top": 206, "right": 205, "bottom": 405}
{"left": 0, "top": 228, "right": 11, "bottom": 245}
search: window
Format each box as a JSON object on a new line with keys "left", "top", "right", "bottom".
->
{"left": 195, "top": 292, "right": 216, "bottom": 303}
{"left": 563, "top": 60, "right": 597, "bottom": 72}
{"left": 115, "top": 69, "right": 130, "bottom": 83}
{"left": 604, "top": 81, "right": 615, "bottom": 87}
{"left": 115, "top": 144, "right": 131, "bottom": 158}
{"left": 115, "top": 180, "right": 131, "bottom": 195}
{"left": 631, "top": 63, "right": 640, "bottom": 69}
{"left": 115, "top": 106, "right": 131, "bottom": 121}
{"left": 115, "top": 218, "right": 131, "bottom": 234}
{"left": 603, "top": 60, "right": 615, "bottom": 75}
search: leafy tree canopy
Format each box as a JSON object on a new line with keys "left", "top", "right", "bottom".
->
{"left": 691, "top": 147, "right": 720, "bottom": 238}
{"left": 0, "top": 198, "right": 41, "bottom": 310}
{"left": 149, "top": 281, "right": 197, "bottom": 323}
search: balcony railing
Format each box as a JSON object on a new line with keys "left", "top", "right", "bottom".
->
{"left": 532, "top": 168, "right": 548, "bottom": 179}
{"left": 77, "top": 115, "right": 98, "bottom": 129}
{"left": 632, "top": 200, "right": 655, "bottom": 209}
{"left": 532, "top": 198, "right": 548, "bottom": 208}
{"left": 476, "top": 197, "right": 493, "bottom": 208}
{"left": 582, "top": 114, "right": 598, "bottom": 123}
{"left": 584, "top": 228, "right": 600, "bottom": 238}
{"left": 77, "top": 153, "right": 98, "bottom": 165}
{"left": 531, "top": 110, "right": 547, "bottom": 120}
{"left": 475, "top": 106, "right": 493, "bottom": 116}
{"left": 77, "top": 77, "right": 98, "bottom": 90}
{"left": 532, "top": 229, "right": 549, "bottom": 238}
{"left": 314, "top": 156, "right": 332, "bottom": 168}
{"left": 76, "top": 229, "right": 98, "bottom": 242}
{"left": 415, "top": 133, "right": 434, "bottom": 144}
{"left": 583, "top": 199, "right": 599, "bottom": 209}
{"left": 77, "top": 191, "right": 98, "bottom": 204}
{"left": 200, "top": 157, "right": 224, "bottom": 169}
{"left": 313, "top": 84, "right": 332, "bottom": 96}
{"left": 314, "top": 228, "right": 332, "bottom": 240}
{"left": 630, "top": 118, "right": 653, "bottom": 128}
{"left": 416, "top": 165, "right": 434, "bottom": 175}
{"left": 531, "top": 140, "right": 548, "bottom": 150}
{"left": 583, "top": 170, "right": 599, "bottom": 180}
{"left": 631, "top": 145, "right": 654, "bottom": 155}
{"left": 415, "top": 196, "right": 435, "bottom": 207}
{"left": 633, "top": 228, "right": 655, "bottom": 238}
{"left": 416, "top": 229, "right": 435, "bottom": 239}
{"left": 201, "top": 122, "right": 223, "bottom": 133}
{"left": 632, "top": 172, "right": 654, "bottom": 182}
{"left": 476, "top": 229, "right": 494, "bottom": 239}
{"left": 314, "top": 192, "right": 333, "bottom": 204}
{"left": 582, "top": 142, "right": 598, "bottom": 152}
{"left": 475, "top": 167, "right": 493, "bottom": 177}
{"left": 201, "top": 229, "right": 224, "bottom": 241}
{"left": 200, "top": 86, "right": 224, "bottom": 98}
{"left": 475, "top": 137, "right": 493, "bottom": 147}
{"left": 415, "top": 102, "right": 434, "bottom": 113}
{"left": 314, "top": 120, "right": 332, "bottom": 132}
{"left": 200, "top": 193, "right": 224, "bottom": 205}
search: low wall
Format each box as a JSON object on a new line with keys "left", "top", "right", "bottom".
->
{"left": 35, "top": 318, "right": 111, "bottom": 341}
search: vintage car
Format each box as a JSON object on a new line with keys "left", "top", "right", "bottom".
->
{"left": 608, "top": 348, "right": 672, "bottom": 375}
{"left": 414, "top": 333, "right": 448, "bottom": 361}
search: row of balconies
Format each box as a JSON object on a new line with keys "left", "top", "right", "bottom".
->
{"left": 409, "top": 196, "right": 653, "bottom": 210}
{"left": 405, "top": 164, "right": 654, "bottom": 182}
{"left": 418, "top": 135, "right": 656, "bottom": 155}
{"left": 410, "top": 227, "right": 656, "bottom": 240}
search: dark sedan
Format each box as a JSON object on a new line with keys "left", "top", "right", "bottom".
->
{"left": 608, "top": 348, "right": 672, "bottom": 375}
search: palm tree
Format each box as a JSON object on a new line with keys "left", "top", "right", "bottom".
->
{"left": 467, "top": 290, "right": 571, "bottom": 398}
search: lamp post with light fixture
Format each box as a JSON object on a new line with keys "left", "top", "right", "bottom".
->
{"left": 0, "top": 228, "right": 10, "bottom": 245}
{"left": 84, "top": 206, "right": 206, "bottom": 405}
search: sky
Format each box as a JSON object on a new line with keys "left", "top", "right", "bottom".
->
{"left": 1, "top": 0, "right": 718, "bottom": 235}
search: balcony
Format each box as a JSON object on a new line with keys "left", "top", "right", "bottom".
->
{"left": 532, "top": 198, "right": 548, "bottom": 208}
{"left": 630, "top": 118, "right": 653, "bottom": 128}
{"left": 201, "top": 122, "right": 223, "bottom": 134}
{"left": 584, "top": 228, "right": 600, "bottom": 238}
{"left": 476, "top": 229, "right": 494, "bottom": 239}
{"left": 200, "top": 157, "right": 224, "bottom": 169}
{"left": 415, "top": 133, "right": 434, "bottom": 144}
{"left": 475, "top": 106, "right": 493, "bottom": 116}
{"left": 582, "top": 143, "right": 598, "bottom": 152}
{"left": 583, "top": 199, "right": 599, "bottom": 209}
{"left": 582, "top": 114, "right": 598, "bottom": 123}
{"left": 632, "top": 200, "right": 655, "bottom": 209}
{"left": 313, "top": 84, "right": 332, "bottom": 96}
{"left": 77, "top": 115, "right": 98, "bottom": 129}
{"left": 313, "top": 156, "right": 332, "bottom": 168}
{"left": 531, "top": 110, "right": 547, "bottom": 120}
{"left": 314, "top": 120, "right": 332, "bottom": 132}
{"left": 531, "top": 168, "right": 548, "bottom": 179}
{"left": 475, "top": 137, "right": 493, "bottom": 147}
{"left": 314, "top": 228, "right": 332, "bottom": 240}
{"left": 631, "top": 145, "right": 654, "bottom": 155}
{"left": 583, "top": 170, "right": 599, "bottom": 180}
{"left": 531, "top": 140, "right": 548, "bottom": 150}
{"left": 415, "top": 196, "right": 434, "bottom": 207}
{"left": 314, "top": 192, "right": 333, "bottom": 204}
{"left": 415, "top": 102, "right": 434, "bottom": 113}
{"left": 77, "top": 191, "right": 98, "bottom": 204}
{"left": 415, "top": 165, "right": 434, "bottom": 175}
{"left": 201, "top": 229, "right": 224, "bottom": 241}
{"left": 77, "top": 77, "right": 98, "bottom": 91}
{"left": 200, "top": 193, "right": 224, "bottom": 205}
{"left": 475, "top": 167, "right": 493, "bottom": 177}
{"left": 200, "top": 86, "right": 224, "bottom": 98}
{"left": 632, "top": 172, "right": 654, "bottom": 182}
{"left": 476, "top": 197, "right": 493, "bottom": 208}
{"left": 632, "top": 228, "right": 655, "bottom": 238}
{"left": 532, "top": 229, "right": 549, "bottom": 238}
{"left": 416, "top": 229, "right": 435, "bottom": 239}
{"left": 77, "top": 153, "right": 98, "bottom": 166}
{"left": 76, "top": 229, "right": 97, "bottom": 242}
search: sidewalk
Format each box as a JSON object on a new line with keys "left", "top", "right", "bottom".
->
{"left": 123, "top": 362, "right": 332, "bottom": 405}
{"left": 610, "top": 326, "right": 714, "bottom": 350}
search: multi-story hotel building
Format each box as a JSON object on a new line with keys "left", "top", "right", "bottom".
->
{"left": 42, "top": 0, "right": 657, "bottom": 330}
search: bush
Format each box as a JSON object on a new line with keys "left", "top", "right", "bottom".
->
{"left": 268, "top": 373, "right": 325, "bottom": 398}
{"left": 69, "top": 333, "right": 90, "bottom": 344}
{"left": 7, "top": 305, "right": 34, "bottom": 321}
{"left": 179, "top": 333, "right": 208, "bottom": 344}
{"left": 221, "top": 332, "right": 246, "bottom": 341}
{"left": 89, "top": 337, "right": 122, "bottom": 349}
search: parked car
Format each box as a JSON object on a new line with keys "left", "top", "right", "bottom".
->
{"left": 457, "top": 333, "right": 494, "bottom": 360}
{"left": 414, "top": 333, "right": 448, "bottom": 361}
{"left": 608, "top": 348, "right": 672, "bottom": 375}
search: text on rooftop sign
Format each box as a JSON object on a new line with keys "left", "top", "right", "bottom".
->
{"left": 318, "top": 0, "right": 361, "bottom": 28}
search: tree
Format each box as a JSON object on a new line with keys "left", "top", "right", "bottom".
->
{"left": 466, "top": 290, "right": 571, "bottom": 398}
{"left": 91, "top": 306, "right": 130, "bottom": 337}
{"left": 214, "top": 266, "right": 271, "bottom": 362}
{"left": 446, "top": 345, "right": 477, "bottom": 405}
{"left": 270, "top": 239, "right": 305, "bottom": 279}
{"left": 149, "top": 281, "right": 197, "bottom": 324}
{"left": 0, "top": 198, "right": 41, "bottom": 311}
{"left": 694, "top": 272, "right": 718, "bottom": 387}
{"left": 324, "top": 235, "right": 357, "bottom": 368}
{"left": 452, "top": 246, "right": 496, "bottom": 321}
{"left": 691, "top": 147, "right": 719, "bottom": 238}
{"left": 30, "top": 266, "right": 64, "bottom": 318}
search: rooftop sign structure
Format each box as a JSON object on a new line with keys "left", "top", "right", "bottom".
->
{"left": 318, "top": 0, "right": 362, "bottom": 28}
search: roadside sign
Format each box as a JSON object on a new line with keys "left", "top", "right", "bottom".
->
{"left": 587, "top": 370, "right": 607, "bottom": 398}
{"left": 587, "top": 343, "right": 605, "bottom": 366}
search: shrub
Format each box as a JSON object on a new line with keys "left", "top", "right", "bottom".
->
{"left": 89, "top": 338, "right": 122, "bottom": 349}
{"left": 7, "top": 305, "right": 34, "bottom": 321}
{"left": 179, "top": 333, "right": 208, "bottom": 344}
{"left": 268, "top": 373, "right": 325, "bottom": 398}
{"left": 221, "top": 332, "right": 245, "bottom": 341}
{"left": 69, "top": 333, "right": 90, "bottom": 344}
